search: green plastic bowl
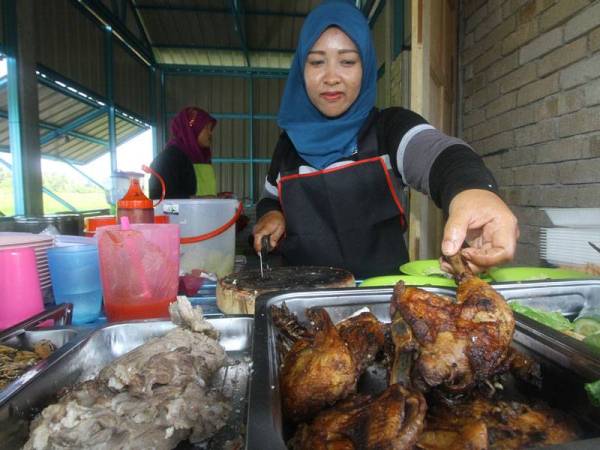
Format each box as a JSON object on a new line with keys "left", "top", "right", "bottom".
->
{"left": 399, "top": 259, "right": 493, "bottom": 282}
{"left": 488, "top": 266, "right": 593, "bottom": 282}
{"left": 360, "top": 274, "right": 457, "bottom": 288}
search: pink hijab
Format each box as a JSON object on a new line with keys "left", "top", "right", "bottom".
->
{"left": 167, "top": 107, "right": 217, "bottom": 164}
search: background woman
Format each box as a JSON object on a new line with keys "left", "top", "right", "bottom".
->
{"left": 149, "top": 107, "right": 217, "bottom": 199}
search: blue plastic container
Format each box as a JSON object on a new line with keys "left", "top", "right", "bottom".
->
{"left": 47, "top": 244, "right": 102, "bottom": 324}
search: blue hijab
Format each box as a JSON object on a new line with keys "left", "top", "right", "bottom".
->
{"left": 277, "top": 0, "right": 377, "bottom": 169}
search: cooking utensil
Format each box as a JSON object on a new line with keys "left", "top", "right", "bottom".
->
{"left": 259, "top": 234, "right": 272, "bottom": 279}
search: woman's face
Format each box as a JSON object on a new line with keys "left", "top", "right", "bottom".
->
{"left": 304, "top": 27, "right": 362, "bottom": 118}
{"left": 197, "top": 122, "right": 214, "bottom": 148}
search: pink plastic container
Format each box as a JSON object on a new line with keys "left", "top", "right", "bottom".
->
{"left": 96, "top": 223, "right": 180, "bottom": 322}
{"left": 0, "top": 247, "right": 45, "bottom": 330}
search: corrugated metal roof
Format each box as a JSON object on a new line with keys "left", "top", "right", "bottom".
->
{"left": 154, "top": 47, "right": 293, "bottom": 69}
{"left": 132, "top": 0, "right": 322, "bottom": 68}
{"left": 0, "top": 79, "right": 147, "bottom": 165}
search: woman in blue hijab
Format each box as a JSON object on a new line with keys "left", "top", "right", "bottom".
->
{"left": 253, "top": 0, "right": 518, "bottom": 278}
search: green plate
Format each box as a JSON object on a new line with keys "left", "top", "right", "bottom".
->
{"left": 488, "top": 267, "right": 593, "bottom": 282}
{"left": 400, "top": 259, "right": 446, "bottom": 277}
{"left": 360, "top": 275, "right": 457, "bottom": 288}
{"left": 399, "top": 259, "right": 493, "bottom": 282}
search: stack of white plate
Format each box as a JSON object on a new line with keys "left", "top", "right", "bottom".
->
{"left": 0, "top": 232, "right": 55, "bottom": 289}
{"left": 540, "top": 208, "right": 600, "bottom": 267}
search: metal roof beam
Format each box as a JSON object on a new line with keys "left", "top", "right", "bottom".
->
{"left": 134, "top": 4, "right": 307, "bottom": 18}
{"left": 0, "top": 157, "right": 78, "bottom": 212}
{"left": 0, "top": 108, "right": 108, "bottom": 146}
{"left": 75, "top": 0, "right": 154, "bottom": 66}
{"left": 152, "top": 43, "right": 296, "bottom": 53}
{"left": 161, "top": 64, "right": 288, "bottom": 78}
{"left": 229, "top": 0, "right": 250, "bottom": 67}
{"left": 40, "top": 107, "right": 107, "bottom": 146}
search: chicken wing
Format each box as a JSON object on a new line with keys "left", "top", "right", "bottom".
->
{"left": 280, "top": 308, "right": 359, "bottom": 421}
{"left": 418, "top": 396, "right": 578, "bottom": 450}
{"left": 290, "top": 384, "right": 427, "bottom": 450}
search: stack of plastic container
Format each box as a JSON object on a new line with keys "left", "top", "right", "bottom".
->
{"left": 540, "top": 208, "right": 600, "bottom": 267}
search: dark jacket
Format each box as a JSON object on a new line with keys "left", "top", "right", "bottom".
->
{"left": 149, "top": 146, "right": 196, "bottom": 199}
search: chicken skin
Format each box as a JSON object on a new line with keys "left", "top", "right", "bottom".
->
{"left": 290, "top": 384, "right": 427, "bottom": 450}
{"left": 273, "top": 304, "right": 387, "bottom": 421}
{"left": 417, "top": 396, "right": 578, "bottom": 450}
{"left": 279, "top": 308, "right": 359, "bottom": 422}
{"left": 390, "top": 255, "right": 515, "bottom": 392}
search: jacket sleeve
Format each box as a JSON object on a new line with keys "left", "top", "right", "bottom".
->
{"left": 255, "top": 133, "right": 288, "bottom": 220}
{"left": 379, "top": 107, "right": 498, "bottom": 214}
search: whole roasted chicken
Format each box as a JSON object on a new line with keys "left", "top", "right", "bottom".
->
{"left": 272, "top": 305, "right": 386, "bottom": 421}
{"left": 391, "top": 255, "right": 515, "bottom": 392}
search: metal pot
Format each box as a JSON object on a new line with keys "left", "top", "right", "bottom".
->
{"left": 0, "top": 216, "right": 16, "bottom": 232}
{"left": 14, "top": 213, "right": 83, "bottom": 236}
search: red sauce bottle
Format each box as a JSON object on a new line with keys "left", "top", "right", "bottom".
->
{"left": 116, "top": 178, "right": 155, "bottom": 224}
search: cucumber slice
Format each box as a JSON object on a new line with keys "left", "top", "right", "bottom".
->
{"left": 583, "top": 333, "right": 600, "bottom": 353}
{"left": 574, "top": 317, "right": 600, "bottom": 337}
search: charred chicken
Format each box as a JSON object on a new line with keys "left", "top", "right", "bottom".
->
{"left": 390, "top": 255, "right": 515, "bottom": 392}
{"left": 273, "top": 305, "right": 386, "bottom": 421}
{"left": 290, "top": 384, "right": 427, "bottom": 450}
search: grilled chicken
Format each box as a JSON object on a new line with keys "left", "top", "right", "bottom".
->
{"left": 417, "top": 396, "right": 578, "bottom": 450}
{"left": 280, "top": 308, "right": 359, "bottom": 421}
{"left": 290, "top": 384, "right": 427, "bottom": 450}
{"left": 390, "top": 255, "right": 515, "bottom": 392}
{"left": 273, "top": 305, "right": 387, "bottom": 421}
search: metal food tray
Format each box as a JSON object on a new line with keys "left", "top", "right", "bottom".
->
{"left": 0, "top": 304, "right": 78, "bottom": 407}
{"left": 248, "top": 284, "right": 600, "bottom": 450}
{"left": 0, "top": 316, "right": 253, "bottom": 449}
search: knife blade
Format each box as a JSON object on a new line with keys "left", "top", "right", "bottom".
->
{"left": 259, "top": 235, "right": 272, "bottom": 279}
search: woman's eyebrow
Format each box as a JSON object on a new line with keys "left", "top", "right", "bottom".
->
{"left": 307, "top": 49, "right": 359, "bottom": 55}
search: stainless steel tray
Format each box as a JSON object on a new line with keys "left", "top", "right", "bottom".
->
{"left": 0, "top": 316, "right": 253, "bottom": 449}
{"left": 0, "top": 304, "right": 78, "bottom": 408}
{"left": 248, "top": 284, "right": 600, "bottom": 450}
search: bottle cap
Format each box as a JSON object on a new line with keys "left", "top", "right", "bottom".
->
{"left": 117, "top": 178, "right": 153, "bottom": 210}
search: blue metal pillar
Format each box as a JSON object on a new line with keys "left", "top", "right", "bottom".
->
{"left": 160, "top": 70, "right": 167, "bottom": 146}
{"left": 105, "top": 26, "right": 117, "bottom": 174}
{"left": 149, "top": 66, "right": 158, "bottom": 158}
{"left": 248, "top": 75, "right": 254, "bottom": 204}
{"left": 4, "top": 0, "right": 43, "bottom": 215}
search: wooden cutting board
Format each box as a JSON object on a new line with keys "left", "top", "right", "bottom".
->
{"left": 216, "top": 266, "right": 356, "bottom": 314}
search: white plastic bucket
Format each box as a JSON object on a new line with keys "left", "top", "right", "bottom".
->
{"left": 158, "top": 199, "right": 240, "bottom": 278}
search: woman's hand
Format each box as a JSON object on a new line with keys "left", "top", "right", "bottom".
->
{"left": 253, "top": 210, "right": 286, "bottom": 254}
{"left": 440, "top": 189, "right": 519, "bottom": 273}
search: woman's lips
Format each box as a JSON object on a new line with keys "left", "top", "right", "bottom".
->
{"left": 320, "top": 92, "right": 343, "bottom": 102}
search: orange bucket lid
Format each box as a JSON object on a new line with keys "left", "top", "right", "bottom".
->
{"left": 85, "top": 215, "right": 117, "bottom": 232}
{"left": 117, "top": 178, "right": 153, "bottom": 210}
{"left": 154, "top": 215, "right": 169, "bottom": 224}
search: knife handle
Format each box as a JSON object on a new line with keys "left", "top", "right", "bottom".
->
{"left": 261, "top": 234, "right": 272, "bottom": 254}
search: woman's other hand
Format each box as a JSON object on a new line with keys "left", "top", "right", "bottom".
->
{"left": 440, "top": 189, "right": 519, "bottom": 273}
{"left": 253, "top": 210, "right": 286, "bottom": 254}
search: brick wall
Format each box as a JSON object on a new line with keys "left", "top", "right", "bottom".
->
{"left": 459, "top": 0, "right": 600, "bottom": 265}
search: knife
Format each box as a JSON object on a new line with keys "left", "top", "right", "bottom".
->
{"left": 259, "top": 235, "right": 272, "bottom": 279}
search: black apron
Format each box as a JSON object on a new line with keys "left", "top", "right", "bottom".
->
{"left": 278, "top": 124, "right": 408, "bottom": 278}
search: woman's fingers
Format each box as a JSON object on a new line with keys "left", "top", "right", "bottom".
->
{"left": 253, "top": 211, "right": 286, "bottom": 253}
